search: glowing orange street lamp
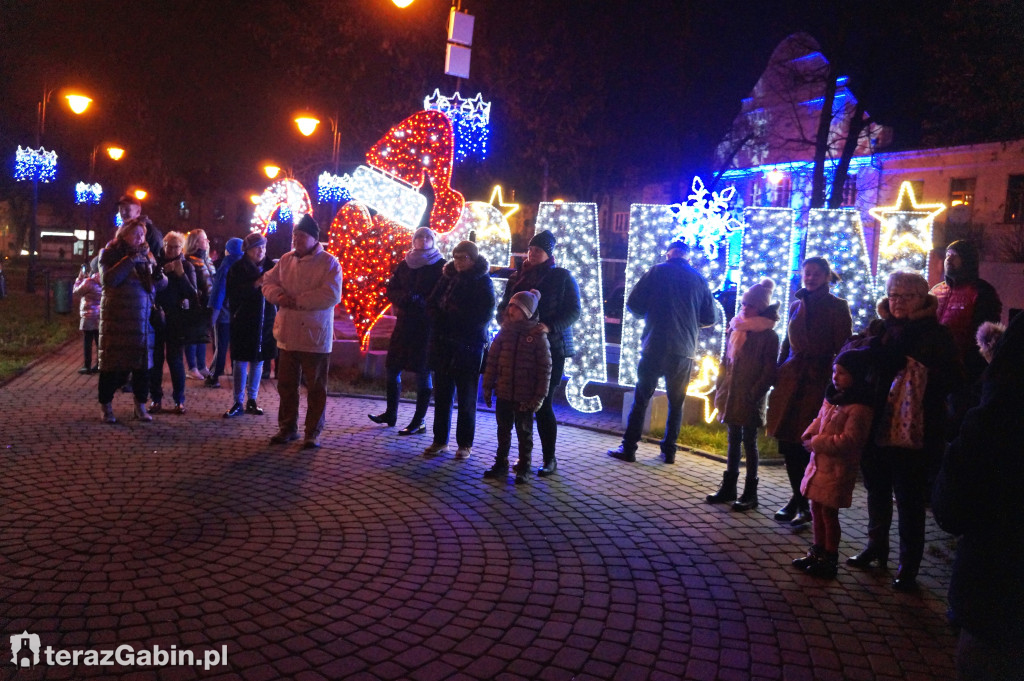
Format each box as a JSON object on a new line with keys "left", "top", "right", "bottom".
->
{"left": 250, "top": 194, "right": 261, "bottom": 204}
{"left": 264, "top": 165, "right": 281, "bottom": 179}
{"left": 392, "top": 0, "right": 415, "bottom": 6}
{"left": 133, "top": 189, "right": 147, "bottom": 201}
{"left": 65, "top": 94, "right": 93, "bottom": 115}
{"left": 294, "top": 116, "right": 320, "bottom": 137}
{"left": 107, "top": 146, "right": 125, "bottom": 161}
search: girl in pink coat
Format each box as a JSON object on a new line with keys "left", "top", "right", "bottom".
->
{"left": 791, "top": 349, "right": 874, "bottom": 579}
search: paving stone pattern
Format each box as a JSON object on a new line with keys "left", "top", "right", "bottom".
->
{"left": 0, "top": 342, "right": 957, "bottom": 680}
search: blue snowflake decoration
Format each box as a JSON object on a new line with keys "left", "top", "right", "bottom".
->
{"left": 15, "top": 146, "right": 58, "bottom": 183}
{"left": 423, "top": 89, "right": 490, "bottom": 164}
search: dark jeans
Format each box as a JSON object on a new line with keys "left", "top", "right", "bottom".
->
{"left": 82, "top": 330, "right": 98, "bottom": 369}
{"left": 861, "top": 444, "right": 930, "bottom": 576}
{"left": 536, "top": 354, "right": 565, "bottom": 460}
{"left": 431, "top": 367, "right": 480, "bottom": 448}
{"left": 276, "top": 349, "right": 330, "bottom": 439}
{"left": 99, "top": 369, "right": 148, "bottom": 405}
{"left": 150, "top": 328, "right": 186, "bottom": 405}
{"left": 211, "top": 319, "right": 231, "bottom": 379}
{"left": 779, "top": 440, "right": 811, "bottom": 503}
{"left": 726, "top": 424, "right": 759, "bottom": 479}
{"left": 623, "top": 353, "right": 692, "bottom": 455}
{"left": 495, "top": 398, "right": 535, "bottom": 470}
{"left": 185, "top": 342, "right": 208, "bottom": 372}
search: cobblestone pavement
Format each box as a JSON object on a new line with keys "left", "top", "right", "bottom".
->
{"left": 1, "top": 342, "right": 957, "bottom": 680}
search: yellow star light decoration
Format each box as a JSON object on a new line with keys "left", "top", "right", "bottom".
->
{"left": 488, "top": 185, "right": 520, "bottom": 220}
{"left": 870, "top": 181, "right": 945, "bottom": 283}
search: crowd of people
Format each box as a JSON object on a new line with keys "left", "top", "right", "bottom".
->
{"left": 76, "top": 201, "right": 1018, "bottom": 678}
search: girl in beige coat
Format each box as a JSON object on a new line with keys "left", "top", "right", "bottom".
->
{"left": 791, "top": 349, "right": 874, "bottom": 579}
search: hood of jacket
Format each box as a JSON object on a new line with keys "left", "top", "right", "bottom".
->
{"left": 442, "top": 253, "right": 490, "bottom": 280}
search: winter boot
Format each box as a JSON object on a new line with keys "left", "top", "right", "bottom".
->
{"left": 705, "top": 471, "right": 739, "bottom": 504}
{"left": 398, "top": 388, "right": 431, "bottom": 435}
{"left": 804, "top": 551, "right": 839, "bottom": 579}
{"left": 731, "top": 477, "right": 759, "bottom": 511}
{"left": 792, "top": 544, "right": 823, "bottom": 570}
{"left": 133, "top": 399, "right": 153, "bottom": 422}
{"left": 538, "top": 454, "right": 558, "bottom": 477}
{"left": 483, "top": 455, "right": 509, "bottom": 479}
{"left": 101, "top": 402, "right": 117, "bottom": 424}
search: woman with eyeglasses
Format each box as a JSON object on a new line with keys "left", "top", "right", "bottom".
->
{"left": 848, "top": 271, "right": 962, "bottom": 591}
{"left": 767, "top": 257, "right": 853, "bottom": 527}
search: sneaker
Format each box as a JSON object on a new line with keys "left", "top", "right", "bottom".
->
{"left": 223, "top": 402, "right": 244, "bottom": 418}
{"left": 186, "top": 368, "right": 205, "bottom": 380}
{"left": 422, "top": 443, "right": 448, "bottom": 457}
{"left": 455, "top": 446, "right": 472, "bottom": 460}
{"left": 269, "top": 430, "right": 300, "bottom": 445}
{"left": 173, "top": 403, "right": 186, "bottom": 415}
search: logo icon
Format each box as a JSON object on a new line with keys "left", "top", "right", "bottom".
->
{"left": 10, "top": 631, "right": 40, "bottom": 667}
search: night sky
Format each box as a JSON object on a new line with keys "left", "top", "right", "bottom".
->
{"left": 0, "top": 1, "right": 979, "bottom": 207}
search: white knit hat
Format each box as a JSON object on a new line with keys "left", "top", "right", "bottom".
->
{"left": 741, "top": 278, "right": 775, "bottom": 312}
{"left": 509, "top": 289, "right": 541, "bottom": 319}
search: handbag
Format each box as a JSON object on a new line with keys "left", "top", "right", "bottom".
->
{"left": 175, "top": 305, "right": 213, "bottom": 345}
{"left": 876, "top": 355, "right": 928, "bottom": 450}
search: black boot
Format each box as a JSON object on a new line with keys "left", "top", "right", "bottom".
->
{"left": 705, "top": 471, "right": 739, "bottom": 504}
{"left": 790, "top": 498, "right": 812, "bottom": 527}
{"left": 368, "top": 411, "right": 396, "bottom": 427}
{"left": 398, "top": 388, "right": 431, "bottom": 435}
{"left": 792, "top": 544, "right": 823, "bottom": 570}
{"left": 846, "top": 544, "right": 889, "bottom": 569}
{"left": 483, "top": 456, "right": 509, "bottom": 479}
{"left": 538, "top": 455, "right": 557, "bottom": 477}
{"left": 731, "top": 477, "right": 758, "bottom": 511}
{"left": 805, "top": 551, "right": 839, "bottom": 579}
{"left": 774, "top": 496, "right": 799, "bottom": 522}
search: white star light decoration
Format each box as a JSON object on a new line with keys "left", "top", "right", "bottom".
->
{"left": 252, "top": 179, "right": 313, "bottom": 236}
{"left": 534, "top": 202, "right": 607, "bottom": 413}
{"left": 806, "top": 208, "right": 878, "bottom": 334}
{"left": 423, "top": 89, "right": 491, "bottom": 163}
{"left": 870, "top": 181, "right": 945, "bottom": 284}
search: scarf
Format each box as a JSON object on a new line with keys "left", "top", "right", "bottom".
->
{"left": 726, "top": 312, "right": 776, "bottom": 362}
{"left": 405, "top": 245, "right": 443, "bottom": 270}
{"left": 514, "top": 257, "right": 556, "bottom": 292}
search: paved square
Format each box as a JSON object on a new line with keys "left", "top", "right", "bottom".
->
{"left": 0, "top": 342, "right": 957, "bottom": 679}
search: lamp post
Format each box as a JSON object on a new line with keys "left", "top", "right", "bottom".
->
{"left": 82, "top": 145, "right": 125, "bottom": 259}
{"left": 294, "top": 113, "right": 341, "bottom": 172}
{"left": 23, "top": 87, "right": 92, "bottom": 292}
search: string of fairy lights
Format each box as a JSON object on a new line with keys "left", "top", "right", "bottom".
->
{"left": 805, "top": 208, "right": 877, "bottom": 334}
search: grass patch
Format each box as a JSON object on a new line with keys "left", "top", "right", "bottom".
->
{"left": 650, "top": 420, "right": 780, "bottom": 460}
{"left": 0, "top": 263, "right": 79, "bottom": 382}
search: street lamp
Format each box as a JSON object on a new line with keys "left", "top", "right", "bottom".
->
{"left": 106, "top": 146, "right": 125, "bottom": 161}
{"left": 294, "top": 113, "right": 341, "bottom": 171}
{"left": 133, "top": 189, "right": 147, "bottom": 201}
{"left": 82, "top": 144, "right": 126, "bottom": 258}
{"left": 24, "top": 86, "right": 92, "bottom": 292}
{"left": 264, "top": 165, "right": 281, "bottom": 179}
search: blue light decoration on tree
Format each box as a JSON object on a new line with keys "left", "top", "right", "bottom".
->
{"left": 317, "top": 171, "right": 352, "bottom": 205}
{"left": 423, "top": 89, "right": 490, "bottom": 164}
{"left": 15, "top": 146, "right": 58, "bottom": 183}
{"left": 75, "top": 182, "right": 102, "bottom": 205}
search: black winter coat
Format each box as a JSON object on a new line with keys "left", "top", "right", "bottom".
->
{"left": 497, "top": 258, "right": 581, "bottom": 358}
{"left": 385, "top": 258, "right": 444, "bottom": 372}
{"left": 427, "top": 255, "right": 495, "bottom": 374}
{"left": 98, "top": 239, "right": 167, "bottom": 372}
{"left": 627, "top": 257, "right": 716, "bottom": 359}
{"left": 153, "top": 250, "right": 199, "bottom": 344}
{"left": 227, "top": 257, "right": 277, "bottom": 362}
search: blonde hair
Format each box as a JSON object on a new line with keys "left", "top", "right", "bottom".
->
{"left": 116, "top": 217, "right": 147, "bottom": 241}
{"left": 886, "top": 271, "right": 929, "bottom": 297}
{"left": 184, "top": 229, "right": 207, "bottom": 255}
{"left": 164, "top": 231, "right": 186, "bottom": 248}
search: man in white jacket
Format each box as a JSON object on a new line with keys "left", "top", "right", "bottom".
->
{"left": 261, "top": 215, "right": 342, "bottom": 448}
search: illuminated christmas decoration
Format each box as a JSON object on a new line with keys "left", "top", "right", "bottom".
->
{"left": 366, "top": 110, "right": 464, "bottom": 234}
{"left": 488, "top": 185, "right": 520, "bottom": 220}
{"left": 435, "top": 201, "right": 512, "bottom": 268}
{"left": 534, "top": 202, "right": 607, "bottom": 413}
{"left": 806, "top": 208, "right": 877, "bottom": 334}
{"left": 75, "top": 182, "right": 102, "bottom": 205}
{"left": 674, "top": 177, "right": 743, "bottom": 267}
{"left": 870, "top": 181, "right": 945, "bottom": 284}
{"left": 326, "top": 202, "right": 408, "bottom": 350}
{"left": 317, "top": 172, "right": 352, "bottom": 205}
{"left": 739, "top": 207, "right": 797, "bottom": 335}
{"left": 619, "top": 196, "right": 730, "bottom": 419}
{"left": 251, "top": 179, "right": 313, "bottom": 237}
{"left": 423, "top": 89, "right": 491, "bottom": 163}
{"left": 15, "top": 146, "right": 58, "bottom": 183}
{"left": 332, "top": 165, "right": 427, "bottom": 230}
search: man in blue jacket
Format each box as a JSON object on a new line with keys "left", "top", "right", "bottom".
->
{"left": 609, "top": 238, "right": 716, "bottom": 464}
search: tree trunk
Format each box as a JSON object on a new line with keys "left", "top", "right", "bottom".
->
{"left": 810, "top": 68, "right": 838, "bottom": 209}
{"left": 828, "top": 98, "right": 868, "bottom": 209}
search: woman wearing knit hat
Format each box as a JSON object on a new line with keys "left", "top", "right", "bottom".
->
{"left": 369, "top": 227, "right": 445, "bottom": 434}
{"left": 495, "top": 229, "right": 581, "bottom": 477}
{"left": 422, "top": 240, "right": 495, "bottom": 459}
{"left": 706, "top": 278, "right": 780, "bottom": 511}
